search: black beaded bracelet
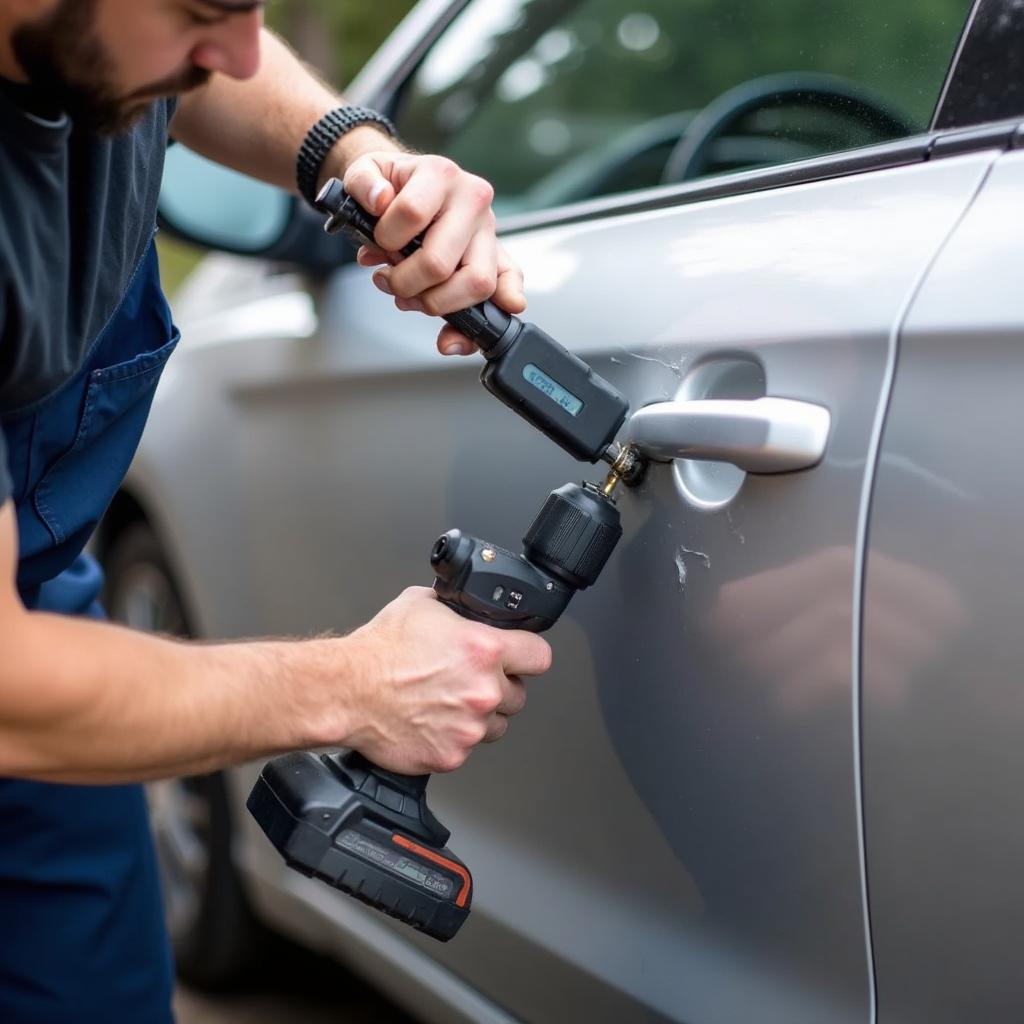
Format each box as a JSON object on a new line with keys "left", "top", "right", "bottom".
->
{"left": 296, "top": 105, "right": 397, "bottom": 208}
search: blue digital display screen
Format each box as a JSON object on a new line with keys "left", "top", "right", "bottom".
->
{"left": 523, "top": 363, "right": 584, "bottom": 417}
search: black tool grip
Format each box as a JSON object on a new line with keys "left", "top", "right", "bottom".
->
{"left": 316, "top": 178, "right": 519, "bottom": 356}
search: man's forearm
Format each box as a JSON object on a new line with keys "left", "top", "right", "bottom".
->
{"left": 0, "top": 608, "right": 355, "bottom": 783}
{"left": 0, "top": 491, "right": 548, "bottom": 783}
{"left": 169, "top": 28, "right": 397, "bottom": 194}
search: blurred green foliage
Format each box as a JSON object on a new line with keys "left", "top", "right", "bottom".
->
{"left": 157, "top": 235, "right": 203, "bottom": 299}
{"left": 266, "top": 0, "right": 419, "bottom": 87}
{"left": 398, "top": 0, "right": 972, "bottom": 204}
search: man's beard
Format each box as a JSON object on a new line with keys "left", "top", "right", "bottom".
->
{"left": 12, "top": 0, "right": 211, "bottom": 135}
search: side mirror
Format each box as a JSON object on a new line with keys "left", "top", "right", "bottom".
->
{"left": 158, "top": 144, "right": 354, "bottom": 273}
{"left": 160, "top": 145, "right": 292, "bottom": 252}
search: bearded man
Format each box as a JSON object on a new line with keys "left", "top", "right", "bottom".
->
{"left": 0, "top": 2, "right": 550, "bottom": 1020}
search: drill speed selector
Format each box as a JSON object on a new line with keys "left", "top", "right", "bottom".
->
{"left": 431, "top": 480, "right": 623, "bottom": 633}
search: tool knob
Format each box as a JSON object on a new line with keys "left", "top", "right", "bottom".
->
{"left": 523, "top": 482, "right": 622, "bottom": 590}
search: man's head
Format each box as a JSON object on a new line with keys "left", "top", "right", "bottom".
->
{"left": 9, "top": 0, "right": 263, "bottom": 134}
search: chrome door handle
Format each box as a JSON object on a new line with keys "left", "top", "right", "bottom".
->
{"left": 626, "top": 397, "right": 831, "bottom": 473}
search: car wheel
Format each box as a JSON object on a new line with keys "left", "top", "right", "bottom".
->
{"left": 102, "top": 520, "right": 267, "bottom": 989}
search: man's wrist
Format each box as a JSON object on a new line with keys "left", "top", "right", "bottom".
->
{"left": 270, "top": 634, "right": 372, "bottom": 751}
{"left": 318, "top": 124, "right": 402, "bottom": 193}
{"left": 296, "top": 105, "right": 399, "bottom": 206}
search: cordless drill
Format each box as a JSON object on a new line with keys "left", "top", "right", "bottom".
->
{"left": 246, "top": 183, "right": 644, "bottom": 941}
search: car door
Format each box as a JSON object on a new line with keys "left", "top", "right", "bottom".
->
{"left": 398, "top": 174, "right": 990, "bottom": 1024}
{"left": 862, "top": 145, "right": 1024, "bottom": 1024}
{"left": 860, "top": 5, "right": 1024, "bottom": 1017}
{"left": 201, "top": 2, "right": 988, "bottom": 1021}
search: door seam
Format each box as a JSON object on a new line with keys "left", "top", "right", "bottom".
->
{"left": 850, "top": 153, "right": 997, "bottom": 1024}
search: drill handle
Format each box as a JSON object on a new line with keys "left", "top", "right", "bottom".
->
{"left": 316, "top": 179, "right": 521, "bottom": 357}
{"left": 336, "top": 751, "right": 449, "bottom": 847}
{"left": 343, "top": 750, "right": 429, "bottom": 795}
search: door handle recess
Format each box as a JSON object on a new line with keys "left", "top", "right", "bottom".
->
{"left": 626, "top": 397, "right": 830, "bottom": 473}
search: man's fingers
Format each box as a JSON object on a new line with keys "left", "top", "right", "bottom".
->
{"left": 496, "top": 676, "right": 527, "bottom": 717}
{"left": 407, "top": 230, "right": 498, "bottom": 315}
{"left": 484, "top": 671, "right": 530, "bottom": 743}
{"left": 396, "top": 584, "right": 439, "bottom": 604}
{"left": 375, "top": 162, "right": 495, "bottom": 290}
{"left": 385, "top": 188, "right": 496, "bottom": 301}
{"left": 484, "top": 679, "right": 527, "bottom": 743}
{"left": 483, "top": 713, "right": 511, "bottom": 744}
{"left": 385, "top": 211, "right": 466, "bottom": 299}
{"left": 342, "top": 157, "right": 398, "bottom": 218}
{"left": 501, "top": 632, "right": 553, "bottom": 678}
{"left": 493, "top": 246, "right": 527, "bottom": 314}
{"left": 357, "top": 244, "right": 391, "bottom": 267}
{"left": 436, "top": 325, "right": 479, "bottom": 357}
{"left": 372, "top": 156, "right": 461, "bottom": 252}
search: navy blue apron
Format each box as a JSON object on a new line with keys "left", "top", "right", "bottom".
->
{"left": 0, "top": 237, "right": 179, "bottom": 1022}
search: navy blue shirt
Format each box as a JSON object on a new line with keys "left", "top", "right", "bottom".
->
{"left": 0, "top": 83, "right": 175, "bottom": 504}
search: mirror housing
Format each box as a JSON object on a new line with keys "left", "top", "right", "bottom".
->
{"left": 158, "top": 145, "right": 354, "bottom": 274}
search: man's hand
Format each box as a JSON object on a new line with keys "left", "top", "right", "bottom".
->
{"left": 170, "top": 29, "right": 520, "bottom": 357}
{"left": 340, "top": 587, "right": 551, "bottom": 775}
{"left": 0, "top": 501, "right": 552, "bottom": 782}
{"left": 342, "top": 151, "right": 526, "bottom": 357}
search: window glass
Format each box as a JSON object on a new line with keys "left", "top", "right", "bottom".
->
{"left": 395, "top": 0, "right": 973, "bottom": 215}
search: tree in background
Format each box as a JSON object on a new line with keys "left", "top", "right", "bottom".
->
{"left": 268, "top": 0, "right": 419, "bottom": 86}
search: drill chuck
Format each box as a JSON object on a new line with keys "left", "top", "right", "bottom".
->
{"left": 524, "top": 482, "right": 622, "bottom": 590}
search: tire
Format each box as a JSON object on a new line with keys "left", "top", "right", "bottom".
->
{"left": 102, "top": 520, "right": 268, "bottom": 989}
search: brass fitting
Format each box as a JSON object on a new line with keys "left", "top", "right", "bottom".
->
{"left": 600, "top": 443, "right": 646, "bottom": 495}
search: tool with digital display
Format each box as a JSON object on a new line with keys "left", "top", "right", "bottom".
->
{"left": 246, "top": 184, "right": 645, "bottom": 941}
{"left": 313, "top": 178, "right": 638, "bottom": 474}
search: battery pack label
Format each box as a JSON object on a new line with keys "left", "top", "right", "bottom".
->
{"left": 338, "top": 828, "right": 456, "bottom": 899}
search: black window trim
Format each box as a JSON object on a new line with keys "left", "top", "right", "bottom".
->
{"left": 934, "top": 0, "right": 1024, "bottom": 130}
{"left": 495, "top": 135, "right": 933, "bottom": 236}
{"left": 493, "top": 117, "right": 1022, "bottom": 237}
{"left": 931, "top": 0, "right": 984, "bottom": 130}
{"left": 369, "top": 0, "right": 1022, "bottom": 239}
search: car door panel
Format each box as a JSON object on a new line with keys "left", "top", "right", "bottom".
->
{"left": 182, "top": 154, "right": 994, "bottom": 1022}
{"left": 862, "top": 149, "right": 1024, "bottom": 1024}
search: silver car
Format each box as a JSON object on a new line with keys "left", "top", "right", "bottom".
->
{"left": 98, "top": 0, "right": 1024, "bottom": 1020}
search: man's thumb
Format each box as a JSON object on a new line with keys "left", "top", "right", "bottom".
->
{"left": 343, "top": 158, "right": 396, "bottom": 216}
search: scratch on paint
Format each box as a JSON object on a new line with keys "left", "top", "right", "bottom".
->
{"left": 674, "top": 546, "right": 711, "bottom": 591}
{"left": 619, "top": 348, "right": 684, "bottom": 377}
{"left": 726, "top": 509, "right": 746, "bottom": 545}
{"left": 674, "top": 549, "right": 688, "bottom": 591}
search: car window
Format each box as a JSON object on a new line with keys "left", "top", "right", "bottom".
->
{"left": 394, "top": 0, "right": 974, "bottom": 215}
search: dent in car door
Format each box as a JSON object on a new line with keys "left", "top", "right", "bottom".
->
{"left": 227, "top": 152, "right": 992, "bottom": 1022}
